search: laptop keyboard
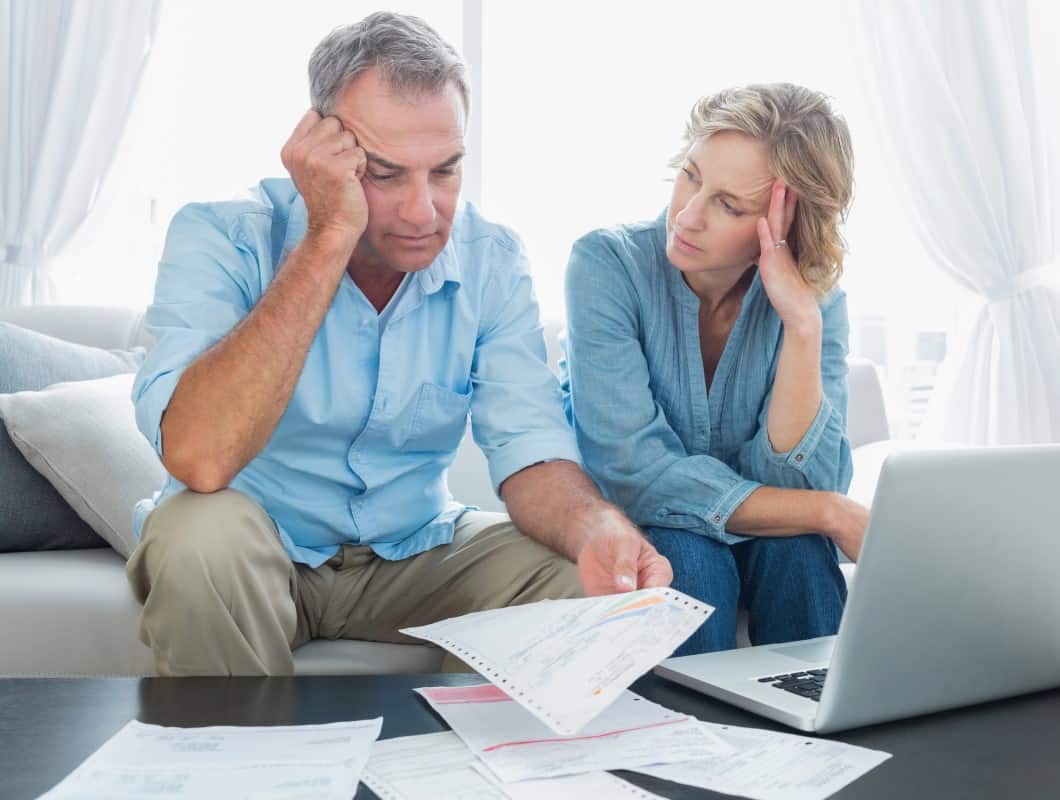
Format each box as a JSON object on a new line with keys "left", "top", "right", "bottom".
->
{"left": 757, "top": 668, "right": 828, "bottom": 701}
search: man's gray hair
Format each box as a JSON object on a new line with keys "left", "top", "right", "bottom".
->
{"left": 308, "top": 11, "right": 470, "bottom": 117}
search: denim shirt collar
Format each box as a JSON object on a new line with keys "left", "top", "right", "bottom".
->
{"left": 282, "top": 191, "right": 462, "bottom": 297}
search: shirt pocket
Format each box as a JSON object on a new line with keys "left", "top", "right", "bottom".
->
{"left": 403, "top": 382, "right": 472, "bottom": 453}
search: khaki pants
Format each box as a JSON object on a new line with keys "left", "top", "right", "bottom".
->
{"left": 126, "top": 489, "right": 583, "bottom": 676}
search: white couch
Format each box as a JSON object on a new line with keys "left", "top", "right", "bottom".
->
{"left": 0, "top": 305, "right": 885, "bottom": 677}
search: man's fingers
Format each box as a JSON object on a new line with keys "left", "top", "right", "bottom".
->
{"left": 297, "top": 115, "right": 344, "bottom": 153}
{"left": 290, "top": 108, "right": 322, "bottom": 145}
{"left": 637, "top": 544, "right": 673, "bottom": 589}
{"left": 334, "top": 147, "right": 368, "bottom": 180}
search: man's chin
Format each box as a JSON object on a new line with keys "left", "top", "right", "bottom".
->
{"left": 388, "top": 254, "right": 441, "bottom": 273}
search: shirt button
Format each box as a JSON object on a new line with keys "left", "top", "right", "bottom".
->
{"left": 794, "top": 453, "right": 805, "bottom": 463}
{"left": 361, "top": 319, "right": 372, "bottom": 328}
{"left": 657, "top": 508, "right": 669, "bottom": 519}
{"left": 712, "top": 514, "right": 722, "bottom": 524}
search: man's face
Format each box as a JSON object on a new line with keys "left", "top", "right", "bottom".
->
{"left": 332, "top": 68, "right": 466, "bottom": 274}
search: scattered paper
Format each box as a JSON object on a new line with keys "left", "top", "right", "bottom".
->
{"left": 416, "top": 684, "right": 729, "bottom": 783}
{"left": 489, "top": 765, "right": 667, "bottom": 800}
{"left": 39, "top": 718, "right": 382, "bottom": 800}
{"left": 363, "top": 731, "right": 505, "bottom": 799}
{"left": 633, "top": 721, "right": 891, "bottom": 800}
{"left": 364, "top": 730, "right": 666, "bottom": 800}
{"left": 402, "top": 588, "right": 713, "bottom": 734}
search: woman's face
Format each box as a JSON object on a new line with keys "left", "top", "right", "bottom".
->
{"left": 666, "top": 131, "right": 775, "bottom": 277}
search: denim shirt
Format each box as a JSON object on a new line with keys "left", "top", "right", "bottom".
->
{"left": 132, "top": 178, "right": 579, "bottom": 567}
{"left": 560, "top": 210, "right": 852, "bottom": 545}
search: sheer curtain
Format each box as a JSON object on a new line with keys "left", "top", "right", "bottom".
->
{"left": 0, "top": 0, "right": 161, "bottom": 306}
{"left": 852, "top": 0, "right": 1060, "bottom": 444}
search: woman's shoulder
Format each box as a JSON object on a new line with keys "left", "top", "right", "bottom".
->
{"left": 568, "top": 216, "right": 664, "bottom": 288}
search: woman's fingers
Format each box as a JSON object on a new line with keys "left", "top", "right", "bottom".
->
{"left": 757, "top": 215, "right": 774, "bottom": 259}
{"left": 782, "top": 184, "right": 798, "bottom": 237}
{"left": 768, "top": 179, "right": 787, "bottom": 241}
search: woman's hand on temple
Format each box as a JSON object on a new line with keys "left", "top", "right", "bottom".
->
{"left": 756, "top": 180, "right": 821, "bottom": 337}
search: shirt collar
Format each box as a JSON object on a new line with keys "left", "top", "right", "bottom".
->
{"left": 283, "top": 191, "right": 462, "bottom": 296}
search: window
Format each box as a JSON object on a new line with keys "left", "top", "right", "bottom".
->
{"left": 54, "top": 1, "right": 1056, "bottom": 439}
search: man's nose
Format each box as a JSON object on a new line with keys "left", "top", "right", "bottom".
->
{"left": 401, "top": 178, "right": 436, "bottom": 228}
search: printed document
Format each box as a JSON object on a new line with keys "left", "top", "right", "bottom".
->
{"left": 39, "top": 718, "right": 382, "bottom": 800}
{"left": 415, "top": 684, "right": 729, "bottom": 783}
{"left": 402, "top": 587, "right": 713, "bottom": 734}
{"left": 364, "top": 730, "right": 666, "bottom": 799}
{"left": 633, "top": 721, "right": 892, "bottom": 800}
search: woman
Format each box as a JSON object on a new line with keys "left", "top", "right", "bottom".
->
{"left": 561, "top": 83, "right": 870, "bottom": 655}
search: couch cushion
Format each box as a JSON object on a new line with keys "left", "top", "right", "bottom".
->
{"left": 0, "top": 374, "right": 166, "bottom": 558}
{"left": 0, "top": 549, "right": 444, "bottom": 677}
{"left": 0, "top": 323, "right": 145, "bottom": 553}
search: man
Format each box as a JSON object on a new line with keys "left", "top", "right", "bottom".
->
{"left": 126, "top": 11, "right": 672, "bottom": 676}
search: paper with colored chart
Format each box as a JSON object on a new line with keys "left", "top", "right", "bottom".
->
{"left": 363, "top": 730, "right": 667, "bottom": 799}
{"left": 415, "top": 685, "right": 730, "bottom": 783}
{"left": 402, "top": 587, "right": 713, "bottom": 735}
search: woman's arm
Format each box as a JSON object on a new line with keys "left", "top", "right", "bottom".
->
{"left": 735, "top": 180, "right": 853, "bottom": 494}
{"left": 726, "top": 485, "right": 868, "bottom": 561}
{"left": 736, "top": 289, "right": 853, "bottom": 493}
{"left": 767, "top": 319, "right": 823, "bottom": 452}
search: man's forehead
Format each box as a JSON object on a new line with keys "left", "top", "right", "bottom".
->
{"left": 334, "top": 85, "right": 465, "bottom": 168}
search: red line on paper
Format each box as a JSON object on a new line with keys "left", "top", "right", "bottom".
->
{"left": 481, "top": 716, "right": 690, "bottom": 752}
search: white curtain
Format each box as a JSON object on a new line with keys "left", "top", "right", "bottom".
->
{"left": 1, "top": 0, "right": 161, "bottom": 306}
{"left": 852, "top": 0, "right": 1060, "bottom": 444}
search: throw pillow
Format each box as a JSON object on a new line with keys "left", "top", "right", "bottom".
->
{"left": 0, "top": 373, "right": 164, "bottom": 559}
{"left": 0, "top": 322, "right": 144, "bottom": 552}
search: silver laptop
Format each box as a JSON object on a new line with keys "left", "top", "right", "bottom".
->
{"left": 655, "top": 444, "right": 1060, "bottom": 733}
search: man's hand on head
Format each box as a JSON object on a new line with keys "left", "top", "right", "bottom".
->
{"left": 281, "top": 109, "right": 370, "bottom": 257}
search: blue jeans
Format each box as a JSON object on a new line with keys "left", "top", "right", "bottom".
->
{"left": 647, "top": 528, "right": 847, "bottom": 656}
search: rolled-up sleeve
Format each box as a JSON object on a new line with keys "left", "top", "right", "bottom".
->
{"left": 736, "top": 289, "right": 853, "bottom": 493}
{"left": 564, "top": 239, "right": 759, "bottom": 545}
{"left": 132, "top": 204, "right": 257, "bottom": 458}
{"left": 469, "top": 238, "right": 581, "bottom": 495}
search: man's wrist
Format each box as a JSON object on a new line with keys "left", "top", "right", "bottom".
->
{"left": 565, "top": 501, "right": 632, "bottom": 557}
{"left": 303, "top": 224, "right": 360, "bottom": 263}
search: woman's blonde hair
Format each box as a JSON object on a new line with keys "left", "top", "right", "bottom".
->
{"left": 672, "top": 83, "right": 854, "bottom": 293}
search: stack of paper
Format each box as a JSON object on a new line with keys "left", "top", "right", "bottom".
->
{"left": 416, "top": 684, "right": 730, "bottom": 782}
{"left": 396, "top": 589, "right": 891, "bottom": 799}
{"left": 363, "top": 730, "right": 667, "bottom": 800}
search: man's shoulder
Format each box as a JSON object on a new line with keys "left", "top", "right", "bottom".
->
{"left": 170, "top": 178, "right": 295, "bottom": 244}
{"left": 449, "top": 202, "right": 525, "bottom": 257}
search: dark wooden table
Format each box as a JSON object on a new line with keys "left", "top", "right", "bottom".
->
{"left": 2, "top": 673, "right": 1058, "bottom": 798}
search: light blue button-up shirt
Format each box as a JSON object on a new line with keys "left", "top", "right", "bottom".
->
{"left": 560, "top": 210, "right": 853, "bottom": 546}
{"left": 132, "top": 178, "right": 579, "bottom": 567}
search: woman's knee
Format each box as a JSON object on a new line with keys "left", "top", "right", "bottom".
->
{"left": 647, "top": 528, "right": 740, "bottom": 604}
